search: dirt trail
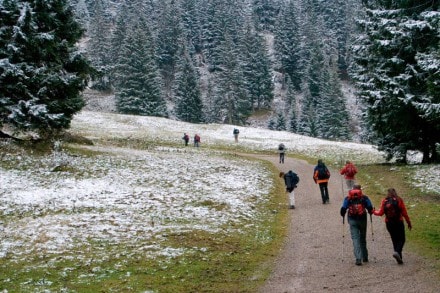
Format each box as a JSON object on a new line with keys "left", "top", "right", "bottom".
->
{"left": 253, "top": 155, "right": 439, "bottom": 293}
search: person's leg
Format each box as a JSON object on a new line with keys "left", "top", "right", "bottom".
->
{"left": 323, "top": 182, "right": 329, "bottom": 202}
{"left": 394, "top": 221, "right": 406, "bottom": 259}
{"left": 319, "top": 184, "right": 326, "bottom": 203}
{"left": 289, "top": 190, "right": 295, "bottom": 209}
{"left": 346, "top": 179, "right": 355, "bottom": 189}
{"left": 349, "top": 219, "right": 362, "bottom": 265}
{"left": 386, "top": 221, "right": 403, "bottom": 263}
{"left": 359, "top": 219, "right": 368, "bottom": 262}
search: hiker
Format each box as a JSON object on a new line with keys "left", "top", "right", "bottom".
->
{"left": 182, "top": 133, "right": 189, "bottom": 146}
{"left": 194, "top": 134, "right": 201, "bottom": 147}
{"left": 278, "top": 143, "right": 286, "bottom": 164}
{"left": 280, "top": 170, "right": 300, "bottom": 209}
{"left": 340, "top": 160, "right": 358, "bottom": 189}
{"left": 340, "top": 184, "right": 374, "bottom": 266}
{"left": 373, "top": 188, "right": 412, "bottom": 264}
{"left": 313, "top": 159, "right": 330, "bottom": 203}
{"left": 233, "top": 128, "right": 239, "bottom": 142}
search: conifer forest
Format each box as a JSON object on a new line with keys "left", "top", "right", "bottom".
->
{"left": 0, "top": 0, "right": 439, "bottom": 162}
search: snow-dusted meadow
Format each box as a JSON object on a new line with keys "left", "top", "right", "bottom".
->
{"left": 0, "top": 110, "right": 439, "bottom": 289}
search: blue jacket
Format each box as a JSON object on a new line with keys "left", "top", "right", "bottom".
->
{"left": 340, "top": 193, "right": 373, "bottom": 220}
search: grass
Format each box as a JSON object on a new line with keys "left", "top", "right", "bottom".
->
{"left": 0, "top": 141, "right": 289, "bottom": 292}
{"left": 1, "top": 137, "right": 438, "bottom": 290}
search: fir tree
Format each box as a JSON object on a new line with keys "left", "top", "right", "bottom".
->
{"left": 0, "top": 0, "right": 92, "bottom": 138}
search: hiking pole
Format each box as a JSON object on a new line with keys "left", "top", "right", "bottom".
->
{"left": 370, "top": 213, "right": 376, "bottom": 263}
{"left": 342, "top": 216, "right": 345, "bottom": 263}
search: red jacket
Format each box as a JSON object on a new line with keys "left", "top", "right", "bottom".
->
{"left": 340, "top": 163, "right": 357, "bottom": 180}
{"left": 374, "top": 196, "right": 411, "bottom": 225}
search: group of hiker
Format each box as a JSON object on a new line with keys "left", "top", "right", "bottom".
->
{"left": 279, "top": 155, "right": 412, "bottom": 266}
{"left": 183, "top": 128, "right": 240, "bottom": 147}
{"left": 182, "top": 133, "right": 201, "bottom": 147}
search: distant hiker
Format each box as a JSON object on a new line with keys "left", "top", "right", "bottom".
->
{"left": 194, "top": 134, "right": 201, "bottom": 147}
{"left": 280, "top": 170, "right": 300, "bottom": 209}
{"left": 313, "top": 159, "right": 330, "bottom": 203}
{"left": 233, "top": 128, "right": 240, "bottom": 142}
{"left": 278, "top": 143, "right": 286, "bottom": 164}
{"left": 340, "top": 160, "right": 358, "bottom": 189}
{"left": 373, "top": 188, "right": 412, "bottom": 264}
{"left": 340, "top": 184, "right": 374, "bottom": 266}
{"left": 182, "top": 133, "right": 189, "bottom": 146}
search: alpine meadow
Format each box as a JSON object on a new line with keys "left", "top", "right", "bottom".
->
{"left": 0, "top": 0, "right": 439, "bottom": 292}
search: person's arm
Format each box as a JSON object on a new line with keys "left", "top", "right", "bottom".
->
{"left": 340, "top": 166, "right": 346, "bottom": 175}
{"left": 373, "top": 198, "right": 386, "bottom": 216}
{"left": 365, "top": 196, "right": 374, "bottom": 214}
{"left": 399, "top": 198, "right": 412, "bottom": 230}
{"left": 340, "top": 197, "right": 349, "bottom": 217}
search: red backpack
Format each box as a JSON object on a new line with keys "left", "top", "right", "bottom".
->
{"left": 384, "top": 196, "right": 401, "bottom": 221}
{"left": 347, "top": 189, "right": 366, "bottom": 217}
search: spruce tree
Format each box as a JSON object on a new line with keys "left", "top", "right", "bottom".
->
{"left": 114, "top": 21, "right": 167, "bottom": 117}
{"left": 174, "top": 47, "right": 204, "bottom": 123}
{"left": 0, "top": 0, "right": 92, "bottom": 138}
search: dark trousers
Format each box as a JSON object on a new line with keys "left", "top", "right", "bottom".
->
{"left": 319, "top": 182, "right": 329, "bottom": 203}
{"left": 279, "top": 153, "right": 285, "bottom": 163}
{"left": 386, "top": 220, "right": 406, "bottom": 258}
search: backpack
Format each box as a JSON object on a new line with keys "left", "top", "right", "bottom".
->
{"left": 285, "top": 171, "right": 299, "bottom": 192}
{"left": 233, "top": 128, "right": 239, "bottom": 134}
{"left": 317, "top": 166, "right": 330, "bottom": 180}
{"left": 347, "top": 189, "right": 366, "bottom": 217}
{"left": 278, "top": 143, "right": 285, "bottom": 151}
{"left": 384, "top": 196, "right": 401, "bottom": 221}
{"left": 346, "top": 164, "right": 356, "bottom": 177}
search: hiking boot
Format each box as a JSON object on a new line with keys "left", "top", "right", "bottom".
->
{"left": 290, "top": 205, "right": 295, "bottom": 209}
{"left": 355, "top": 259, "right": 362, "bottom": 266}
{"left": 363, "top": 258, "right": 369, "bottom": 263}
{"left": 393, "top": 252, "right": 403, "bottom": 264}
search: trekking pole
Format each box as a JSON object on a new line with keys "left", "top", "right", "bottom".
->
{"left": 340, "top": 157, "right": 345, "bottom": 195}
{"left": 342, "top": 216, "right": 345, "bottom": 262}
{"left": 370, "top": 213, "right": 376, "bottom": 263}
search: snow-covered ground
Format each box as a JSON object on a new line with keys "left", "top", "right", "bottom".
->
{"left": 1, "top": 110, "right": 438, "bottom": 273}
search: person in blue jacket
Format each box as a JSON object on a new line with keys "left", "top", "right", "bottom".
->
{"left": 340, "top": 184, "right": 374, "bottom": 266}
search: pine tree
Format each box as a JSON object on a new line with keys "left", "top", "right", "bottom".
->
{"left": 0, "top": 0, "right": 92, "bottom": 138}
{"left": 114, "top": 21, "right": 167, "bottom": 117}
{"left": 351, "top": 2, "right": 440, "bottom": 162}
{"left": 174, "top": 47, "right": 204, "bottom": 123}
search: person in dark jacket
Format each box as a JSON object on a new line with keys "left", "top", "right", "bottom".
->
{"left": 340, "top": 184, "right": 374, "bottom": 266}
{"left": 280, "top": 171, "right": 299, "bottom": 209}
{"left": 373, "top": 188, "right": 412, "bottom": 264}
{"left": 313, "top": 159, "right": 330, "bottom": 204}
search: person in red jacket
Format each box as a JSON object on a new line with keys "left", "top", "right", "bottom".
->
{"left": 340, "top": 160, "right": 357, "bottom": 190}
{"left": 373, "top": 188, "right": 412, "bottom": 264}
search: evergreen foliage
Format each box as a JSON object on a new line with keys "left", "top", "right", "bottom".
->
{"left": 351, "top": 1, "right": 440, "bottom": 162}
{"left": 0, "top": 0, "right": 92, "bottom": 138}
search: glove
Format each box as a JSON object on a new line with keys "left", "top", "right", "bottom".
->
{"left": 407, "top": 222, "right": 412, "bottom": 230}
{"left": 340, "top": 208, "right": 346, "bottom": 217}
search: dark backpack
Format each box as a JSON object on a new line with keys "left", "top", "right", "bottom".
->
{"left": 233, "top": 128, "right": 239, "bottom": 134}
{"left": 317, "top": 166, "right": 330, "bottom": 180}
{"left": 278, "top": 143, "right": 285, "bottom": 151}
{"left": 384, "top": 196, "right": 401, "bottom": 221}
{"left": 285, "top": 171, "right": 299, "bottom": 192}
{"left": 347, "top": 190, "right": 367, "bottom": 217}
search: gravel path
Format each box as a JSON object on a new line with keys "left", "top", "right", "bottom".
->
{"left": 255, "top": 155, "right": 439, "bottom": 293}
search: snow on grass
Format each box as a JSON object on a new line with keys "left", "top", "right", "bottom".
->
{"left": 1, "top": 145, "right": 272, "bottom": 263}
{"left": 1, "top": 110, "right": 438, "bottom": 270}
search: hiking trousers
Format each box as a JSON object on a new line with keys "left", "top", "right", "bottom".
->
{"left": 348, "top": 217, "right": 368, "bottom": 261}
{"left": 386, "top": 220, "right": 406, "bottom": 258}
{"left": 318, "top": 182, "right": 329, "bottom": 203}
{"left": 288, "top": 190, "right": 295, "bottom": 208}
{"left": 345, "top": 179, "right": 355, "bottom": 190}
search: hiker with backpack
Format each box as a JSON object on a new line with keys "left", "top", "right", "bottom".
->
{"left": 340, "top": 160, "right": 358, "bottom": 189}
{"left": 373, "top": 188, "right": 412, "bottom": 264}
{"left": 313, "top": 159, "right": 330, "bottom": 203}
{"left": 280, "top": 170, "right": 300, "bottom": 209}
{"left": 278, "top": 143, "right": 286, "bottom": 164}
{"left": 340, "top": 184, "right": 374, "bottom": 266}
{"left": 233, "top": 128, "right": 239, "bottom": 142}
{"left": 182, "top": 133, "right": 189, "bottom": 146}
{"left": 194, "top": 134, "right": 201, "bottom": 147}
